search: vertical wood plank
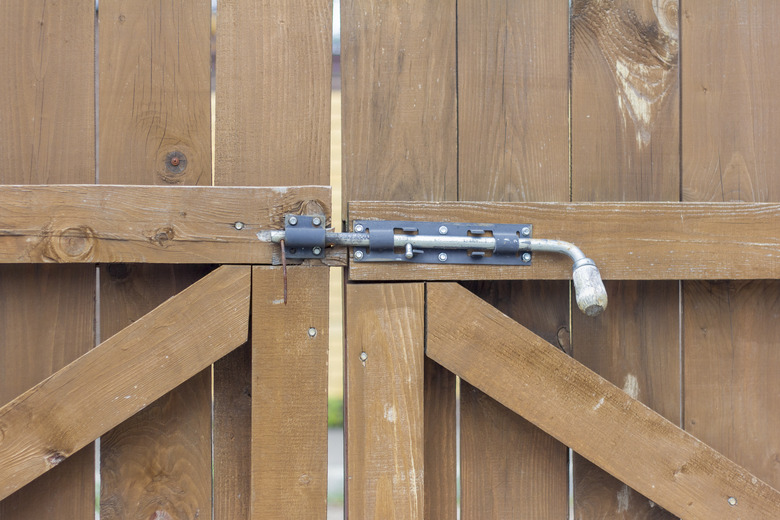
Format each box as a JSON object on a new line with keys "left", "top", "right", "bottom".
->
{"left": 251, "top": 266, "right": 329, "bottom": 517}
{"left": 342, "top": 1, "right": 457, "bottom": 516}
{"left": 682, "top": 0, "right": 780, "bottom": 491}
{"left": 458, "top": 0, "right": 569, "bottom": 201}
{"left": 571, "top": 0, "right": 679, "bottom": 200}
{"left": 571, "top": 1, "right": 680, "bottom": 517}
{"left": 215, "top": 0, "right": 332, "bottom": 186}
{"left": 456, "top": 0, "right": 569, "bottom": 516}
{"left": 345, "top": 283, "right": 425, "bottom": 519}
{"left": 0, "top": 2, "right": 95, "bottom": 518}
{"left": 214, "top": 2, "right": 332, "bottom": 517}
{"left": 97, "top": 1, "right": 213, "bottom": 518}
{"left": 460, "top": 282, "right": 569, "bottom": 519}
{"left": 341, "top": 0, "right": 457, "bottom": 206}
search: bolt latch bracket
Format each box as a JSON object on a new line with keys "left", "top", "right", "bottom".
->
{"left": 282, "top": 214, "right": 326, "bottom": 259}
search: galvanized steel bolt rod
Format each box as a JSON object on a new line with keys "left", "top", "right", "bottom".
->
{"left": 267, "top": 229, "right": 608, "bottom": 316}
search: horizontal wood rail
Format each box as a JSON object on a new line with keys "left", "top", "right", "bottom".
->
{"left": 426, "top": 283, "right": 780, "bottom": 519}
{"left": 0, "top": 265, "right": 251, "bottom": 501}
{"left": 349, "top": 201, "right": 780, "bottom": 280}
{"left": 0, "top": 185, "right": 330, "bottom": 264}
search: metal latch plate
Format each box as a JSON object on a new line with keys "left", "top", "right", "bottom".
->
{"left": 352, "top": 220, "right": 532, "bottom": 265}
{"left": 283, "top": 214, "right": 326, "bottom": 259}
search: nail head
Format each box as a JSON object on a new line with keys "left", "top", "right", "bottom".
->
{"left": 308, "top": 327, "right": 317, "bottom": 338}
{"left": 360, "top": 352, "right": 368, "bottom": 361}
{"left": 438, "top": 252, "right": 448, "bottom": 262}
{"left": 312, "top": 217, "right": 322, "bottom": 226}
{"left": 354, "top": 250, "right": 364, "bottom": 260}
{"left": 354, "top": 223, "right": 365, "bottom": 233}
{"left": 728, "top": 497, "right": 737, "bottom": 506}
{"left": 288, "top": 216, "right": 298, "bottom": 226}
{"left": 234, "top": 221, "right": 245, "bottom": 230}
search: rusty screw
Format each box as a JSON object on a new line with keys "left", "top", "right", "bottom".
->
{"left": 170, "top": 156, "right": 180, "bottom": 167}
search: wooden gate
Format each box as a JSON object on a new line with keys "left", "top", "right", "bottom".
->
{"left": 1, "top": 1, "right": 779, "bottom": 519}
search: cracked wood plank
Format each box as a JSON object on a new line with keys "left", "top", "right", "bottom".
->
{"left": 426, "top": 282, "right": 780, "bottom": 520}
{"left": 0, "top": 265, "right": 251, "bottom": 502}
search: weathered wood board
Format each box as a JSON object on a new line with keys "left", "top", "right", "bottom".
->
{"left": 0, "top": 1, "right": 96, "bottom": 517}
{"left": 0, "top": 265, "right": 250, "bottom": 502}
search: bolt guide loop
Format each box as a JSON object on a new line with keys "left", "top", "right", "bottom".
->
{"left": 263, "top": 214, "right": 609, "bottom": 316}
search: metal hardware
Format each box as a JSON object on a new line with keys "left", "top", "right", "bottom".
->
{"left": 308, "top": 327, "right": 317, "bottom": 338}
{"left": 234, "top": 221, "right": 245, "bottom": 230}
{"left": 728, "top": 497, "right": 737, "bottom": 507}
{"left": 281, "top": 214, "right": 325, "bottom": 259}
{"left": 263, "top": 215, "right": 608, "bottom": 316}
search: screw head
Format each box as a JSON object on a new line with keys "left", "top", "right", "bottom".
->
{"left": 521, "top": 226, "right": 531, "bottom": 237}
{"left": 312, "top": 217, "right": 322, "bottom": 226}
{"left": 359, "top": 352, "right": 368, "bottom": 362}
{"left": 354, "top": 250, "right": 364, "bottom": 261}
{"left": 288, "top": 216, "right": 298, "bottom": 226}
{"left": 439, "top": 225, "right": 448, "bottom": 235}
{"left": 234, "top": 221, "right": 245, "bottom": 230}
{"left": 312, "top": 246, "right": 322, "bottom": 255}
{"left": 438, "top": 252, "right": 448, "bottom": 262}
{"left": 522, "top": 252, "right": 532, "bottom": 262}
{"left": 728, "top": 497, "right": 737, "bottom": 506}
{"left": 308, "top": 327, "right": 317, "bottom": 338}
{"left": 354, "top": 223, "right": 365, "bottom": 233}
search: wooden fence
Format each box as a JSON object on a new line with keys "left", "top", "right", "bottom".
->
{"left": 1, "top": 1, "right": 779, "bottom": 519}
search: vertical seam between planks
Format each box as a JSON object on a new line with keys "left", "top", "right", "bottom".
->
{"left": 455, "top": 0, "right": 460, "bottom": 202}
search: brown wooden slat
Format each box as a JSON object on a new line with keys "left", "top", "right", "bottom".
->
{"left": 426, "top": 282, "right": 780, "bottom": 520}
{"left": 460, "top": 282, "right": 569, "bottom": 519}
{"left": 682, "top": 1, "right": 780, "bottom": 492}
{"left": 348, "top": 201, "right": 780, "bottom": 280}
{"left": 214, "top": 2, "right": 333, "bottom": 516}
{"left": 0, "top": 185, "right": 329, "bottom": 264}
{"left": 97, "top": 1, "right": 215, "bottom": 516}
{"left": 341, "top": 0, "right": 457, "bottom": 210}
{"left": 456, "top": 0, "right": 569, "bottom": 514}
{"left": 98, "top": 0, "right": 211, "bottom": 186}
{"left": 571, "top": 1, "right": 681, "bottom": 515}
{"left": 341, "top": 0, "right": 458, "bottom": 516}
{"left": 215, "top": 0, "right": 331, "bottom": 187}
{"left": 0, "top": 265, "right": 251, "bottom": 502}
{"left": 345, "top": 283, "right": 425, "bottom": 519}
{"left": 0, "top": 1, "right": 96, "bottom": 517}
{"left": 251, "top": 266, "right": 329, "bottom": 516}
{"left": 458, "top": 0, "right": 568, "bottom": 201}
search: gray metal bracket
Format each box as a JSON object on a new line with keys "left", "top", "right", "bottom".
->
{"left": 282, "top": 214, "right": 326, "bottom": 259}
{"left": 352, "top": 220, "right": 532, "bottom": 265}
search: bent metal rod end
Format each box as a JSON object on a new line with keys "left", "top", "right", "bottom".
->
{"left": 572, "top": 258, "right": 608, "bottom": 317}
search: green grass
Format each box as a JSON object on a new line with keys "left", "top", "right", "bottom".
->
{"left": 328, "top": 397, "right": 344, "bottom": 427}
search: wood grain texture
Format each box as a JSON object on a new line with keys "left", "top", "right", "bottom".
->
{"left": 341, "top": 0, "right": 457, "bottom": 207}
{"left": 572, "top": 2, "right": 680, "bottom": 515}
{"left": 426, "top": 282, "right": 780, "bottom": 520}
{"left": 0, "top": 1, "right": 95, "bottom": 517}
{"left": 681, "top": 1, "right": 780, "bottom": 202}
{"left": 0, "top": 265, "right": 251, "bottom": 502}
{"left": 0, "top": 185, "right": 330, "bottom": 264}
{"left": 215, "top": 0, "right": 331, "bottom": 186}
{"left": 98, "top": 264, "right": 213, "bottom": 520}
{"left": 98, "top": 2, "right": 215, "bottom": 515}
{"left": 572, "top": 0, "right": 680, "bottom": 201}
{"left": 251, "top": 266, "right": 329, "bottom": 517}
{"left": 683, "top": 281, "right": 780, "bottom": 488}
{"left": 99, "top": 0, "right": 211, "bottom": 185}
{"left": 457, "top": 2, "right": 569, "bottom": 513}
{"left": 459, "top": 282, "right": 569, "bottom": 519}
{"left": 423, "top": 357, "right": 457, "bottom": 520}
{"left": 457, "top": 0, "right": 568, "bottom": 201}
{"left": 572, "top": 281, "right": 680, "bottom": 519}
{"left": 345, "top": 283, "right": 425, "bottom": 519}
{"left": 682, "top": 1, "right": 780, "bottom": 495}
{"left": 348, "top": 201, "right": 780, "bottom": 280}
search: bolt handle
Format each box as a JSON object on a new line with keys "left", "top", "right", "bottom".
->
{"left": 572, "top": 261, "right": 608, "bottom": 317}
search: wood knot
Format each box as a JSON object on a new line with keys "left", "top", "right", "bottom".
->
{"left": 148, "top": 511, "right": 174, "bottom": 520}
{"left": 45, "top": 451, "right": 67, "bottom": 468}
{"left": 38, "top": 225, "right": 97, "bottom": 262}
{"left": 150, "top": 227, "right": 176, "bottom": 247}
